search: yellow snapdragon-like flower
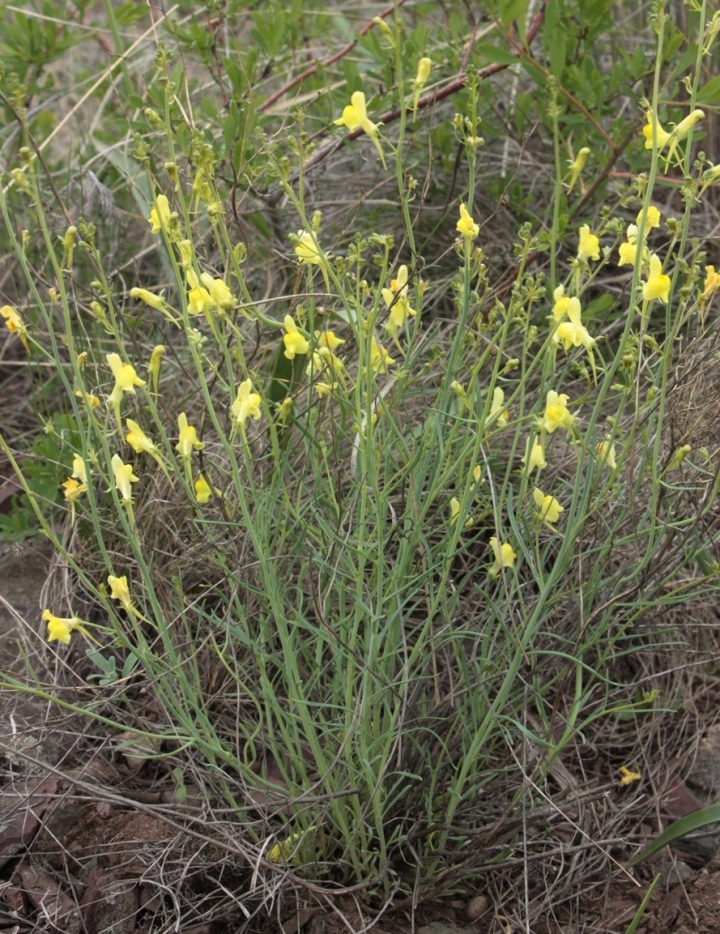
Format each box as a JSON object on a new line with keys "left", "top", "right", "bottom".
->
{"left": 61, "top": 479, "right": 87, "bottom": 519}
{"left": 456, "top": 203, "right": 479, "bottom": 240}
{"left": 200, "top": 273, "right": 236, "bottom": 309}
{"left": 489, "top": 387, "right": 509, "bottom": 427}
{"left": 642, "top": 253, "right": 670, "bottom": 303}
{"left": 642, "top": 109, "right": 671, "bottom": 150}
{"left": 130, "top": 288, "right": 165, "bottom": 311}
{"left": 566, "top": 146, "right": 590, "bottom": 193}
{"left": 381, "top": 265, "right": 416, "bottom": 341}
{"left": 107, "top": 353, "right": 145, "bottom": 400}
{"left": 551, "top": 285, "right": 580, "bottom": 323}
{"left": 522, "top": 436, "right": 547, "bottom": 474}
{"left": 315, "top": 330, "right": 345, "bottom": 351}
{"left": 186, "top": 270, "right": 214, "bottom": 317}
{"left": 636, "top": 206, "right": 661, "bottom": 229}
{"left": 540, "top": 390, "right": 575, "bottom": 434}
{"left": 148, "top": 194, "right": 173, "bottom": 234}
{"left": 596, "top": 435, "right": 618, "bottom": 470}
{"left": 488, "top": 536, "right": 517, "bottom": 578}
{"left": 43, "top": 609, "right": 91, "bottom": 645}
{"left": 672, "top": 109, "right": 705, "bottom": 143}
{"left": 334, "top": 91, "right": 386, "bottom": 168}
{"left": 125, "top": 419, "right": 157, "bottom": 456}
{"left": 554, "top": 301, "right": 595, "bottom": 355}
{"left": 619, "top": 766, "right": 641, "bottom": 787}
{"left": 176, "top": 413, "right": 204, "bottom": 459}
{"left": 195, "top": 474, "right": 213, "bottom": 504}
{"left": 72, "top": 454, "right": 87, "bottom": 484}
{"left": 371, "top": 337, "right": 395, "bottom": 373}
{"left": 0, "top": 304, "right": 29, "bottom": 352}
{"left": 108, "top": 574, "right": 134, "bottom": 613}
{"left": 335, "top": 90, "right": 379, "bottom": 136}
{"left": 148, "top": 345, "right": 165, "bottom": 394}
{"left": 617, "top": 225, "right": 639, "bottom": 267}
{"left": 232, "top": 379, "right": 262, "bottom": 428}
{"left": 577, "top": 225, "right": 600, "bottom": 262}
{"left": 702, "top": 265, "right": 720, "bottom": 301}
{"left": 294, "top": 230, "right": 324, "bottom": 266}
{"left": 412, "top": 57, "right": 432, "bottom": 114}
{"left": 75, "top": 390, "right": 100, "bottom": 408}
{"left": 111, "top": 453, "right": 139, "bottom": 502}
{"left": 533, "top": 487, "right": 564, "bottom": 525}
{"left": 283, "top": 315, "right": 310, "bottom": 359}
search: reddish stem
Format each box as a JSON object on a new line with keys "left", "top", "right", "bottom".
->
{"left": 259, "top": 0, "right": 408, "bottom": 112}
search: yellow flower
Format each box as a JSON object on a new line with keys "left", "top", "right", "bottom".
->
{"left": 522, "top": 437, "right": 547, "bottom": 474}
{"left": 412, "top": 57, "right": 432, "bottom": 114}
{"left": 148, "top": 194, "right": 172, "bottom": 234}
{"left": 554, "top": 301, "right": 595, "bottom": 355}
{"left": 195, "top": 474, "right": 213, "bottom": 504}
{"left": 619, "top": 766, "right": 641, "bottom": 787}
{"left": 43, "top": 609, "right": 90, "bottom": 645}
{"left": 552, "top": 285, "right": 580, "bottom": 322}
{"left": 450, "top": 496, "right": 473, "bottom": 529}
{"left": 488, "top": 536, "right": 517, "bottom": 578}
{"left": 577, "top": 225, "right": 600, "bottom": 262}
{"left": 315, "top": 329, "right": 345, "bottom": 351}
{"left": 617, "top": 225, "right": 639, "bottom": 267}
{"left": 107, "top": 353, "right": 145, "bottom": 400}
{"left": 596, "top": 436, "right": 617, "bottom": 470}
{"left": 381, "top": 265, "right": 416, "bottom": 340}
{"left": 232, "top": 379, "right": 262, "bottom": 428}
{"left": 489, "top": 387, "right": 509, "bottom": 427}
{"left": 283, "top": 315, "right": 310, "bottom": 359}
{"left": 74, "top": 390, "right": 100, "bottom": 408}
{"left": 673, "top": 108, "right": 705, "bottom": 142}
{"left": 636, "top": 206, "right": 661, "bottom": 229}
{"left": 334, "top": 91, "right": 386, "bottom": 168}
{"left": 176, "top": 413, "right": 204, "bottom": 458}
{"left": 72, "top": 454, "right": 87, "bottom": 484}
{"left": 456, "top": 203, "right": 479, "bottom": 240}
{"left": 335, "top": 90, "right": 379, "bottom": 137}
{"left": 415, "top": 57, "right": 432, "bottom": 88}
{"left": 148, "top": 345, "right": 165, "bottom": 394}
{"left": 642, "top": 253, "right": 670, "bottom": 303}
{"left": 315, "top": 381, "right": 337, "bottom": 397}
{"left": 0, "top": 304, "right": 29, "bottom": 352}
{"left": 371, "top": 337, "right": 395, "bottom": 373}
{"left": 540, "top": 390, "right": 575, "bottom": 434}
{"left": 108, "top": 574, "right": 133, "bottom": 612}
{"left": 566, "top": 146, "right": 590, "bottom": 192}
{"left": 111, "top": 453, "right": 139, "bottom": 502}
{"left": 702, "top": 265, "right": 720, "bottom": 301}
{"left": 186, "top": 270, "right": 214, "bottom": 317}
{"left": 642, "top": 110, "right": 671, "bottom": 150}
{"left": 178, "top": 240, "right": 193, "bottom": 270}
{"left": 130, "top": 287, "right": 166, "bottom": 311}
{"left": 449, "top": 497, "right": 460, "bottom": 524}
{"left": 533, "top": 487, "right": 564, "bottom": 525}
{"left": 294, "top": 230, "right": 324, "bottom": 266}
{"left": 62, "top": 477, "right": 87, "bottom": 503}
{"left": 125, "top": 418, "right": 155, "bottom": 454}
{"left": 200, "top": 273, "right": 236, "bottom": 309}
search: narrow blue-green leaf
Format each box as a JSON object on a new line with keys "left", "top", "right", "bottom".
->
{"left": 626, "top": 804, "right": 720, "bottom": 867}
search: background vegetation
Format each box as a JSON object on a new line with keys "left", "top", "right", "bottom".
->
{"left": 1, "top": 0, "right": 719, "bottom": 930}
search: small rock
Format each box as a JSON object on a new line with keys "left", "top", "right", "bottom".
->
{"left": 466, "top": 895, "right": 489, "bottom": 921}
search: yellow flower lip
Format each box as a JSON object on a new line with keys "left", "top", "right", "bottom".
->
{"left": 488, "top": 536, "right": 517, "bottom": 578}
{"left": 456, "top": 203, "right": 479, "bottom": 240}
{"left": 232, "top": 379, "right": 262, "bottom": 428}
{"left": 642, "top": 253, "right": 670, "bottom": 303}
